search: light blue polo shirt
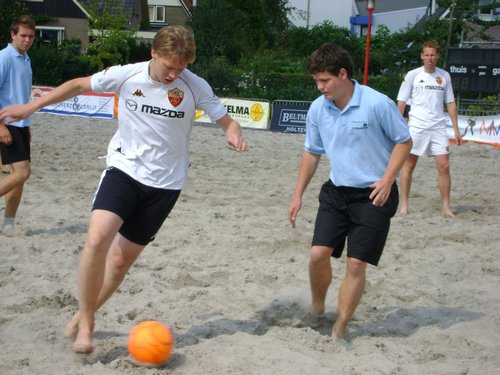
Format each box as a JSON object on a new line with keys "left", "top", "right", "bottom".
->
{"left": 305, "top": 80, "right": 410, "bottom": 188}
{"left": 0, "top": 43, "right": 33, "bottom": 127}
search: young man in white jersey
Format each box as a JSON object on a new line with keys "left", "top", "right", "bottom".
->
{"left": 0, "top": 25, "right": 248, "bottom": 355}
{"left": 397, "top": 40, "right": 462, "bottom": 217}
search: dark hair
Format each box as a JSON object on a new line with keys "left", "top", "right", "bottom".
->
{"left": 307, "top": 43, "right": 354, "bottom": 79}
{"left": 10, "top": 15, "right": 36, "bottom": 35}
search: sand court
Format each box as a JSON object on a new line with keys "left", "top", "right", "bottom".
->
{"left": 0, "top": 113, "right": 499, "bottom": 374}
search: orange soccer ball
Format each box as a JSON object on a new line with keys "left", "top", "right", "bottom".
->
{"left": 127, "top": 320, "right": 174, "bottom": 366}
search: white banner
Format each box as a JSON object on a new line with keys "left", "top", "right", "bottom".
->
{"left": 446, "top": 113, "right": 500, "bottom": 148}
{"left": 31, "top": 86, "right": 116, "bottom": 119}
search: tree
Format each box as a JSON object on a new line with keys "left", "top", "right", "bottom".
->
{"left": 84, "top": 0, "right": 137, "bottom": 70}
{"left": 436, "top": 0, "right": 477, "bottom": 19}
{"left": 284, "top": 22, "right": 364, "bottom": 76}
{"left": 30, "top": 39, "right": 94, "bottom": 86}
{"left": 225, "top": 0, "right": 292, "bottom": 50}
{"left": 0, "top": 0, "right": 28, "bottom": 45}
{"left": 190, "top": 0, "right": 292, "bottom": 65}
{"left": 189, "top": 0, "right": 242, "bottom": 63}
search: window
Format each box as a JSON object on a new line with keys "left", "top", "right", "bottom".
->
{"left": 149, "top": 5, "right": 167, "bottom": 23}
{"left": 479, "top": 0, "right": 490, "bottom": 14}
{"left": 360, "top": 25, "right": 369, "bottom": 37}
{"left": 35, "top": 26, "right": 64, "bottom": 45}
{"left": 478, "top": 0, "right": 499, "bottom": 16}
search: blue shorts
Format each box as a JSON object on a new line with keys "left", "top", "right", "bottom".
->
{"left": 0, "top": 126, "right": 31, "bottom": 164}
{"left": 312, "top": 180, "right": 399, "bottom": 266}
{"left": 93, "top": 167, "right": 181, "bottom": 245}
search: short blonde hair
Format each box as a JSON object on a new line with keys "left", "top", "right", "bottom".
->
{"left": 152, "top": 26, "right": 196, "bottom": 64}
{"left": 422, "top": 40, "right": 440, "bottom": 53}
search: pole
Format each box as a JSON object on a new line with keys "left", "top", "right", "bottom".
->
{"left": 445, "top": 0, "right": 456, "bottom": 68}
{"left": 363, "top": 6, "right": 373, "bottom": 85}
{"left": 306, "top": 0, "right": 311, "bottom": 29}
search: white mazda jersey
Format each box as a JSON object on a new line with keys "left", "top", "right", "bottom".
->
{"left": 397, "top": 66, "right": 455, "bottom": 130}
{"left": 91, "top": 61, "right": 227, "bottom": 189}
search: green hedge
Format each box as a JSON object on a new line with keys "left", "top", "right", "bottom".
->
{"left": 30, "top": 39, "right": 402, "bottom": 103}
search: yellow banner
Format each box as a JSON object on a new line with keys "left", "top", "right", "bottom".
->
{"left": 196, "top": 98, "right": 270, "bottom": 130}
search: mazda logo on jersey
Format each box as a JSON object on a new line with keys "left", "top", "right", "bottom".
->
{"left": 126, "top": 99, "right": 138, "bottom": 111}
{"left": 141, "top": 104, "right": 185, "bottom": 118}
{"left": 168, "top": 88, "right": 184, "bottom": 107}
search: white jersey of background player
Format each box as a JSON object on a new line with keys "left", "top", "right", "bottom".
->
{"left": 397, "top": 40, "right": 461, "bottom": 218}
{"left": 398, "top": 65, "right": 455, "bottom": 130}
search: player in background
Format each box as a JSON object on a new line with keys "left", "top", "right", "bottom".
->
{"left": 397, "top": 40, "right": 462, "bottom": 217}
{"left": 0, "top": 15, "right": 36, "bottom": 236}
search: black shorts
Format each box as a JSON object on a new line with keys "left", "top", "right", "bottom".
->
{"left": 93, "top": 167, "right": 181, "bottom": 246}
{"left": 312, "top": 180, "right": 399, "bottom": 266}
{"left": 0, "top": 126, "right": 31, "bottom": 164}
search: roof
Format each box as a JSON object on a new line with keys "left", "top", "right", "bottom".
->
{"left": 180, "top": 0, "right": 193, "bottom": 19}
{"left": 463, "top": 23, "right": 500, "bottom": 48}
{"left": 22, "top": 0, "right": 87, "bottom": 18}
{"left": 76, "top": 0, "right": 139, "bottom": 17}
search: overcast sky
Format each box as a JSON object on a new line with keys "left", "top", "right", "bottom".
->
{"left": 287, "top": 0, "right": 346, "bottom": 28}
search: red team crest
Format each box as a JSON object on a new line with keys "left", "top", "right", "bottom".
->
{"left": 435, "top": 76, "right": 443, "bottom": 85}
{"left": 168, "top": 88, "right": 184, "bottom": 107}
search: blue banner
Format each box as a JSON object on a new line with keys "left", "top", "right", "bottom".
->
{"left": 269, "top": 100, "right": 311, "bottom": 133}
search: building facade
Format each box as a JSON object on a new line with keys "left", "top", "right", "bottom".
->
{"left": 20, "top": 0, "right": 193, "bottom": 48}
{"left": 288, "top": 0, "right": 499, "bottom": 36}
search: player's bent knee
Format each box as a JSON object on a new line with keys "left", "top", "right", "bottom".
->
{"left": 85, "top": 233, "right": 114, "bottom": 252}
{"left": 310, "top": 246, "right": 333, "bottom": 264}
{"left": 10, "top": 168, "right": 30, "bottom": 184}
{"left": 108, "top": 253, "right": 128, "bottom": 273}
{"left": 437, "top": 164, "right": 450, "bottom": 175}
{"left": 346, "top": 257, "right": 366, "bottom": 276}
{"left": 20, "top": 171, "right": 30, "bottom": 183}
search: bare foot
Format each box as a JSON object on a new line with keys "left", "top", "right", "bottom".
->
{"left": 399, "top": 205, "right": 409, "bottom": 214}
{"left": 64, "top": 312, "right": 80, "bottom": 340}
{"left": 307, "top": 304, "right": 325, "bottom": 315}
{"left": 331, "top": 322, "right": 347, "bottom": 340}
{"left": 442, "top": 208, "right": 455, "bottom": 218}
{"left": 0, "top": 224, "right": 18, "bottom": 237}
{"left": 73, "top": 329, "right": 94, "bottom": 354}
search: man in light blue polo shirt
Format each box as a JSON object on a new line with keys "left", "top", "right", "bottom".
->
{"left": 288, "top": 43, "right": 412, "bottom": 341}
{"left": 0, "top": 15, "right": 36, "bottom": 236}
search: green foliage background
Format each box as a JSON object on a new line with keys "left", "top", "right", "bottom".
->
{"left": 2, "top": 0, "right": 496, "bottom": 102}
{"left": 0, "top": 0, "right": 27, "bottom": 46}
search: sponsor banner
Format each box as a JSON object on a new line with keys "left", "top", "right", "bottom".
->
{"left": 446, "top": 114, "right": 500, "bottom": 148}
{"left": 28, "top": 86, "right": 500, "bottom": 147}
{"left": 269, "top": 100, "right": 311, "bottom": 133}
{"left": 31, "top": 86, "right": 115, "bottom": 119}
{"left": 196, "top": 98, "right": 269, "bottom": 130}
{"left": 269, "top": 101, "right": 500, "bottom": 147}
